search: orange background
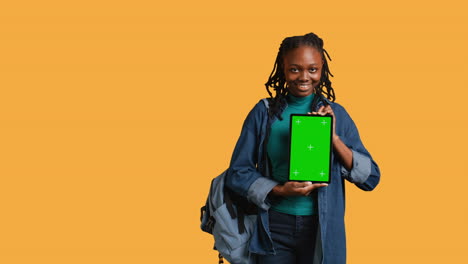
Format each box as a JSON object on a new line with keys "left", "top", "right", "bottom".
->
{"left": 1, "top": 0, "right": 467, "bottom": 263}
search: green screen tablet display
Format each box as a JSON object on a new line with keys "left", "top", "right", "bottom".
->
{"left": 289, "top": 114, "right": 333, "bottom": 183}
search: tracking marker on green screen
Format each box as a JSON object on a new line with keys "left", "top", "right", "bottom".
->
{"left": 288, "top": 114, "right": 333, "bottom": 183}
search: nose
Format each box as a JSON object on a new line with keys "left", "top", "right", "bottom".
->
{"left": 299, "top": 70, "right": 309, "bottom": 82}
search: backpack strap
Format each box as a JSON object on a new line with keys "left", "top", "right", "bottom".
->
{"left": 224, "top": 188, "right": 247, "bottom": 235}
{"left": 236, "top": 205, "right": 246, "bottom": 234}
{"left": 223, "top": 189, "right": 237, "bottom": 219}
{"left": 262, "top": 98, "right": 270, "bottom": 109}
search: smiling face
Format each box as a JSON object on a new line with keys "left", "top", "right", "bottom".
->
{"left": 282, "top": 46, "right": 323, "bottom": 97}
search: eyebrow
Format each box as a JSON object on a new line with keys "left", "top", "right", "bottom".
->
{"left": 289, "top": 63, "right": 319, "bottom": 67}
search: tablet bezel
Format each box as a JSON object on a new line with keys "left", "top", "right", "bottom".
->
{"left": 288, "top": 114, "right": 333, "bottom": 183}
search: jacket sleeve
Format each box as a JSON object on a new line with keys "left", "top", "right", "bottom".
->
{"left": 225, "top": 102, "right": 279, "bottom": 210}
{"left": 336, "top": 104, "right": 381, "bottom": 191}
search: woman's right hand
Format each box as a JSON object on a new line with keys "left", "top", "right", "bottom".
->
{"left": 271, "top": 181, "right": 328, "bottom": 197}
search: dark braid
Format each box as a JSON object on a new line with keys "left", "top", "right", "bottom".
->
{"left": 265, "top": 33, "right": 335, "bottom": 120}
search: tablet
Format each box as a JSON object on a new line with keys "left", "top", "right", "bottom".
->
{"left": 288, "top": 114, "right": 333, "bottom": 183}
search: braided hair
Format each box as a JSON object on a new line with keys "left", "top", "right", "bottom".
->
{"left": 265, "top": 33, "right": 335, "bottom": 120}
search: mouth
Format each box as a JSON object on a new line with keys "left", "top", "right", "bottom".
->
{"left": 296, "top": 83, "right": 312, "bottom": 90}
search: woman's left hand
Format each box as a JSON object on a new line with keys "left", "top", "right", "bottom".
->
{"left": 310, "top": 105, "right": 354, "bottom": 170}
{"left": 309, "top": 105, "right": 337, "bottom": 138}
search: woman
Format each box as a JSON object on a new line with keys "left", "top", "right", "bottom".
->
{"left": 225, "top": 32, "right": 381, "bottom": 263}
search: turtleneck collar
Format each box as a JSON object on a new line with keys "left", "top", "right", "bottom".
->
{"left": 286, "top": 93, "right": 315, "bottom": 107}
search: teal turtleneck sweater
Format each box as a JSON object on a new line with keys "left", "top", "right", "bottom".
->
{"left": 267, "top": 93, "right": 316, "bottom": 216}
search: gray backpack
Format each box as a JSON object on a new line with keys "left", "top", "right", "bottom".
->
{"left": 200, "top": 170, "right": 257, "bottom": 264}
{"left": 200, "top": 99, "right": 270, "bottom": 264}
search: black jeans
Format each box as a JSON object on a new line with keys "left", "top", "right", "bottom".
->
{"left": 257, "top": 210, "right": 318, "bottom": 264}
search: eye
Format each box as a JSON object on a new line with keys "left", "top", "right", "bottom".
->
{"left": 289, "top": 68, "right": 299, "bottom": 73}
{"left": 309, "top": 68, "right": 318, "bottom": 73}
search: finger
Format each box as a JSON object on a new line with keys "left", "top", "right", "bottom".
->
{"left": 297, "top": 186, "right": 310, "bottom": 196}
{"left": 325, "top": 108, "right": 332, "bottom": 115}
{"left": 300, "top": 186, "right": 315, "bottom": 196}
{"left": 312, "top": 183, "right": 328, "bottom": 189}
{"left": 317, "top": 106, "right": 325, "bottom": 114}
{"left": 318, "top": 106, "right": 329, "bottom": 116}
{"left": 299, "top": 183, "right": 327, "bottom": 196}
{"left": 304, "top": 183, "right": 327, "bottom": 191}
{"left": 288, "top": 181, "right": 301, "bottom": 188}
{"left": 294, "top": 181, "right": 312, "bottom": 188}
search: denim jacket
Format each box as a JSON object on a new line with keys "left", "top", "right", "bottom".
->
{"left": 225, "top": 97, "right": 381, "bottom": 264}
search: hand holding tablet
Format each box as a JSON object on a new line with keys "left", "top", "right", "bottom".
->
{"left": 271, "top": 181, "right": 328, "bottom": 197}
